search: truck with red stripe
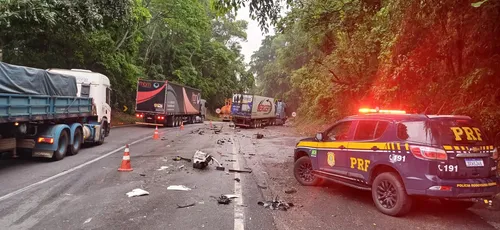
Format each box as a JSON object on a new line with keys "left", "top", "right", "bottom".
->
{"left": 135, "top": 80, "right": 206, "bottom": 127}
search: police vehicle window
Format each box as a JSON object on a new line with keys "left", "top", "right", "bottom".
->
{"left": 397, "top": 121, "right": 437, "bottom": 145}
{"left": 326, "top": 121, "right": 352, "bottom": 141}
{"left": 374, "top": 121, "right": 389, "bottom": 139}
{"left": 354, "top": 121, "right": 378, "bottom": 140}
{"left": 433, "top": 119, "right": 488, "bottom": 145}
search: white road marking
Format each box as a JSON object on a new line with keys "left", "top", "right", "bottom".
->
{"left": 0, "top": 133, "right": 156, "bottom": 202}
{"left": 232, "top": 135, "right": 245, "bottom": 230}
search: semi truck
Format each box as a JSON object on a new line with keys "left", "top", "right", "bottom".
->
{"left": 0, "top": 62, "right": 111, "bottom": 161}
{"left": 135, "top": 79, "right": 206, "bottom": 127}
{"left": 231, "top": 94, "right": 287, "bottom": 128}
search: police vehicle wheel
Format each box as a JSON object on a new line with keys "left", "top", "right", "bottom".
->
{"left": 439, "top": 199, "right": 475, "bottom": 210}
{"left": 294, "top": 156, "right": 321, "bottom": 186}
{"left": 372, "top": 172, "right": 412, "bottom": 216}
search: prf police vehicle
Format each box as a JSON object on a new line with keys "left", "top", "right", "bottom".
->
{"left": 293, "top": 108, "right": 499, "bottom": 216}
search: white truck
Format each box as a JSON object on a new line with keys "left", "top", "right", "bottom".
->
{"left": 0, "top": 62, "right": 111, "bottom": 161}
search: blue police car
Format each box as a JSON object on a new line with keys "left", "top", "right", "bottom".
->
{"left": 293, "top": 108, "right": 499, "bottom": 216}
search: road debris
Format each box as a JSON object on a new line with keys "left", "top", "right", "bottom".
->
{"left": 258, "top": 196, "right": 294, "bottom": 211}
{"left": 126, "top": 188, "right": 150, "bottom": 197}
{"left": 178, "top": 165, "right": 185, "bottom": 169}
{"left": 285, "top": 188, "right": 297, "bottom": 194}
{"left": 167, "top": 185, "right": 192, "bottom": 191}
{"left": 255, "top": 133, "right": 264, "bottom": 139}
{"left": 192, "top": 150, "right": 225, "bottom": 170}
{"left": 212, "top": 194, "right": 236, "bottom": 205}
{"left": 225, "top": 159, "right": 236, "bottom": 162}
{"left": 177, "top": 202, "right": 196, "bottom": 209}
{"left": 83, "top": 218, "right": 92, "bottom": 224}
{"left": 173, "top": 156, "right": 192, "bottom": 162}
{"left": 234, "top": 178, "right": 240, "bottom": 182}
{"left": 229, "top": 168, "right": 252, "bottom": 173}
{"left": 257, "top": 184, "right": 268, "bottom": 189}
{"left": 139, "top": 173, "right": 146, "bottom": 177}
{"left": 249, "top": 153, "right": 256, "bottom": 156}
{"left": 157, "top": 166, "right": 169, "bottom": 171}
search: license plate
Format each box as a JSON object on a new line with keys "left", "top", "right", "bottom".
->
{"left": 465, "top": 158, "right": 484, "bottom": 167}
{"left": 147, "top": 117, "right": 152, "bottom": 120}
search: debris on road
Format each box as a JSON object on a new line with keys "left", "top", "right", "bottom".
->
{"left": 258, "top": 196, "right": 294, "bottom": 211}
{"left": 173, "top": 156, "right": 192, "bottom": 162}
{"left": 126, "top": 188, "right": 150, "bottom": 197}
{"left": 255, "top": 133, "right": 264, "bottom": 139}
{"left": 192, "top": 150, "right": 225, "bottom": 170}
{"left": 257, "top": 184, "right": 268, "bottom": 189}
{"left": 177, "top": 202, "right": 196, "bottom": 209}
{"left": 285, "top": 188, "right": 297, "bottom": 194}
{"left": 178, "top": 165, "right": 185, "bottom": 169}
{"left": 224, "top": 194, "right": 238, "bottom": 199}
{"left": 229, "top": 168, "right": 252, "bottom": 173}
{"left": 139, "top": 173, "right": 146, "bottom": 177}
{"left": 249, "top": 153, "right": 256, "bottom": 156}
{"left": 167, "top": 185, "right": 192, "bottom": 191}
{"left": 157, "top": 166, "right": 169, "bottom": 171}
{"left": 234, "top": 178, "right": 240, "bottom": 182}
{"left": 212, "top": 195, "right": 235, "bottom": 205}
{"left": 83, "top": 218, "right": 92, "bottom": 224}
{"left": 225, "top": 159, "right": 236, "bottom": 162}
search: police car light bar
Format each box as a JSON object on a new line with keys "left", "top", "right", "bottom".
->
{"left": 358, "top": 108, "right": 406, "bottom": 114}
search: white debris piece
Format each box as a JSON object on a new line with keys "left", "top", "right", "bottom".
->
{"left": 157, "top": 166, "right": 169, "bottom": 171}
{"left": 167, "top": 185, "right": 192, "bottom": 191}
{"left": 84, "top": 218, "right": 92, "bottom": 224}
{"left": 126, "top": 188, "right": 150, "bottom": 197}
{"left": 224, "top": 194, "right": 238, "bottom": 199}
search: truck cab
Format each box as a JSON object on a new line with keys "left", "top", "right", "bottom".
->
{"left": 47, "top": 69, "right": 112, "bottom": 135}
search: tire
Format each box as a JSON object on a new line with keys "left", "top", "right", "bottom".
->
{"left": 294, "top": 156, "right": 322, "bottom": 186}
{"left": 439, "top": 199, "right": 475, "bottom": 210}
{"left": 371, "top": 172, "right": 412, "bottom": 216}
{"left": 68, "top": 128, "right": 83, "bottom": 155}
{"left": 96, "top": 122, "right": 106, "bottom": 145}
{"left": 52, "top": 130, "right": 69, "bottom": 161}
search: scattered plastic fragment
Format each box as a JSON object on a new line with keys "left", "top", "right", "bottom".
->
{"left": 157, "top": 166, "right": 169, "bottom": 171}
{"left": 285, "top": 188, "right": 297, "bottom": 194}
{"left": 167, "top": 185, "right": 192, "bottom": 191}
{"left": 213, "top": 195, "right": 231, "bottom": 204}
{"left": 84, "top": 218, "right": 92, "bottom": 224}
{"left": 224, "top": 194, "right": 238, "bottom": 199}
{"left": 229, "top": 168, "right": 252, "bottom": 173}
{"left": 173, "top": 156, "right": 192, "bottom": 162}
{"left": 177, "top": 202, "right": 196, "bottom": 209}
{"left": 139, "top": 173, "right": 146, "bottom": 177}
{"left": 255, "top": 133, "right": 264, "bottom": 139}
{"left": 258, "top": 196, "right": 294, "bottom": 211}
{"left": 126, "top": 188, "right": 150, "bottom": 197}
{"left": 234, "top": 178, "right": 240, "bottom": 182}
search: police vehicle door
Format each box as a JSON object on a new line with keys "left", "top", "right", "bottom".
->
{"left": 347, "top": 120, "right": 390, "bottom": 181}
{"left": 318, "top": 121, "right": 354, "bottom": 174}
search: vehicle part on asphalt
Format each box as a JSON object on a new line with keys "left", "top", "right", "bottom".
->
{"left": 255, "top": 133, "right": 264, "bottom": 139}
{"left": 173, "top": 156, "right": 192, "bottom": 162}
{"left": 229, "top": 168, "right": 252, "bottom": 173}
{"left": 285, "top": 188, "right": 297, "bottom": 194}
{"left": 139, "top": 173, "right": 146, "bottom": 177}
{"left": 177, "top": 202, "right": 196, "bottom": 208}
{"left": 157, "top": 166, "right": 169, "bottom": 171}
{"left": 212, "top": 195, "right": 231, "bottom": 204}
{"left": 126, "top": 188, "right": 150, "bottom": 197}
{"left": 234, "top": 178, "right": 240, "bottom": 182}
{"left": 258, "top": 196, "right": 294, "bottom": 211}
{"left": 167, "top": 185, "right": 192, "bottom": 191}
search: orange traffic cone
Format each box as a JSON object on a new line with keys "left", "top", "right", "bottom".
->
{"left": 118, "top": 144, "right": 133, "bottom": 172}
{"left": 153, "top": 126, "right": 160, "bottom": 140}
{"left": 180, "top": 121, "right": 184, "bottom": 130}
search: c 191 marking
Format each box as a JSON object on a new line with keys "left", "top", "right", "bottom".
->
{"left": 438, "top": 164, "right": 458, "bottom": 172}
{"left": 389, "top": 154, "right": 406, "bottom": 163}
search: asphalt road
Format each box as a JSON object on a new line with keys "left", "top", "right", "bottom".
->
{"left": 0, "top": 122, "right": 498, "bottom": 230}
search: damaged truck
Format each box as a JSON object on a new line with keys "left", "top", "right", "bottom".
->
{"left": 231, "top": 94, "right": 287, "bottom": 128}
{"left": 0, "top": 62, "right": 111, "bottom": 161}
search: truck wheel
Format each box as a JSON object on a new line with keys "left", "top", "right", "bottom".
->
{"left": 96, "top": 123, "right": 106, "bottom": 145}
{"left": 294, "top": 156, "right": 322, "bottom": 186}
{"left": 371, "top": 172, "right": 412, "bottom": 216}
{"left": 53, "top": 130, "right": 69, "bottom": 161}
{"left": 68, "top": 128, "right": 83, "bottom": 155}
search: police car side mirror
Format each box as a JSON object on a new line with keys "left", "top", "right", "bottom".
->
{"left": 315, "top": 132, "right": 323, "bottom": 141}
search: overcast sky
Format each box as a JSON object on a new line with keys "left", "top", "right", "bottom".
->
{"left": 236, "top": 6, "right": 275, "bottom": 65}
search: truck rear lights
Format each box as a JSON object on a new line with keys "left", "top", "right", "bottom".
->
{"left": 38, "top": 137, "right": 54, "bottom": 144}
{"left": 136, "top": 114, "right": 144, "bottom": 118}
{"left": 410, "top": 146, "right": 447, "bottom": 161}
{"left": 429, "top": 186, "right": 452, "bottom": 191}
{"left": 157, "top": 116, "right": 165, "bottom": 120}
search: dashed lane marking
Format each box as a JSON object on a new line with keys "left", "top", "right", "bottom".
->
{"left": 232, "top": 135, "right": 245, "bottom": 230}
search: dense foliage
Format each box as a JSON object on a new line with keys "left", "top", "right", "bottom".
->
{"left": 248, "top": 0, "right": 500, "bottom": 135}
{"left": 0, "top": 0, "right": 253, "bottom": 110}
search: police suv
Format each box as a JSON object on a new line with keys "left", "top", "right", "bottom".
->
{"left": 293, "top": 108, "right": 499, "bottom": 216}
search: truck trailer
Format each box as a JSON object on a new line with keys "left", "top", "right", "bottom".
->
{"left": 231, "top": 94, "right": 287, "bottom": 128}
{"left": 135, "top": 79, "right": 206, "bottom": 127}
{"left": 0, "top": 62, "right": 111, "bottom": 161}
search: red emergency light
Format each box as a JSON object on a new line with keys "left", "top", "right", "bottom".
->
{"left": 358, "top": 108, "right": 406, "bottom": 114}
